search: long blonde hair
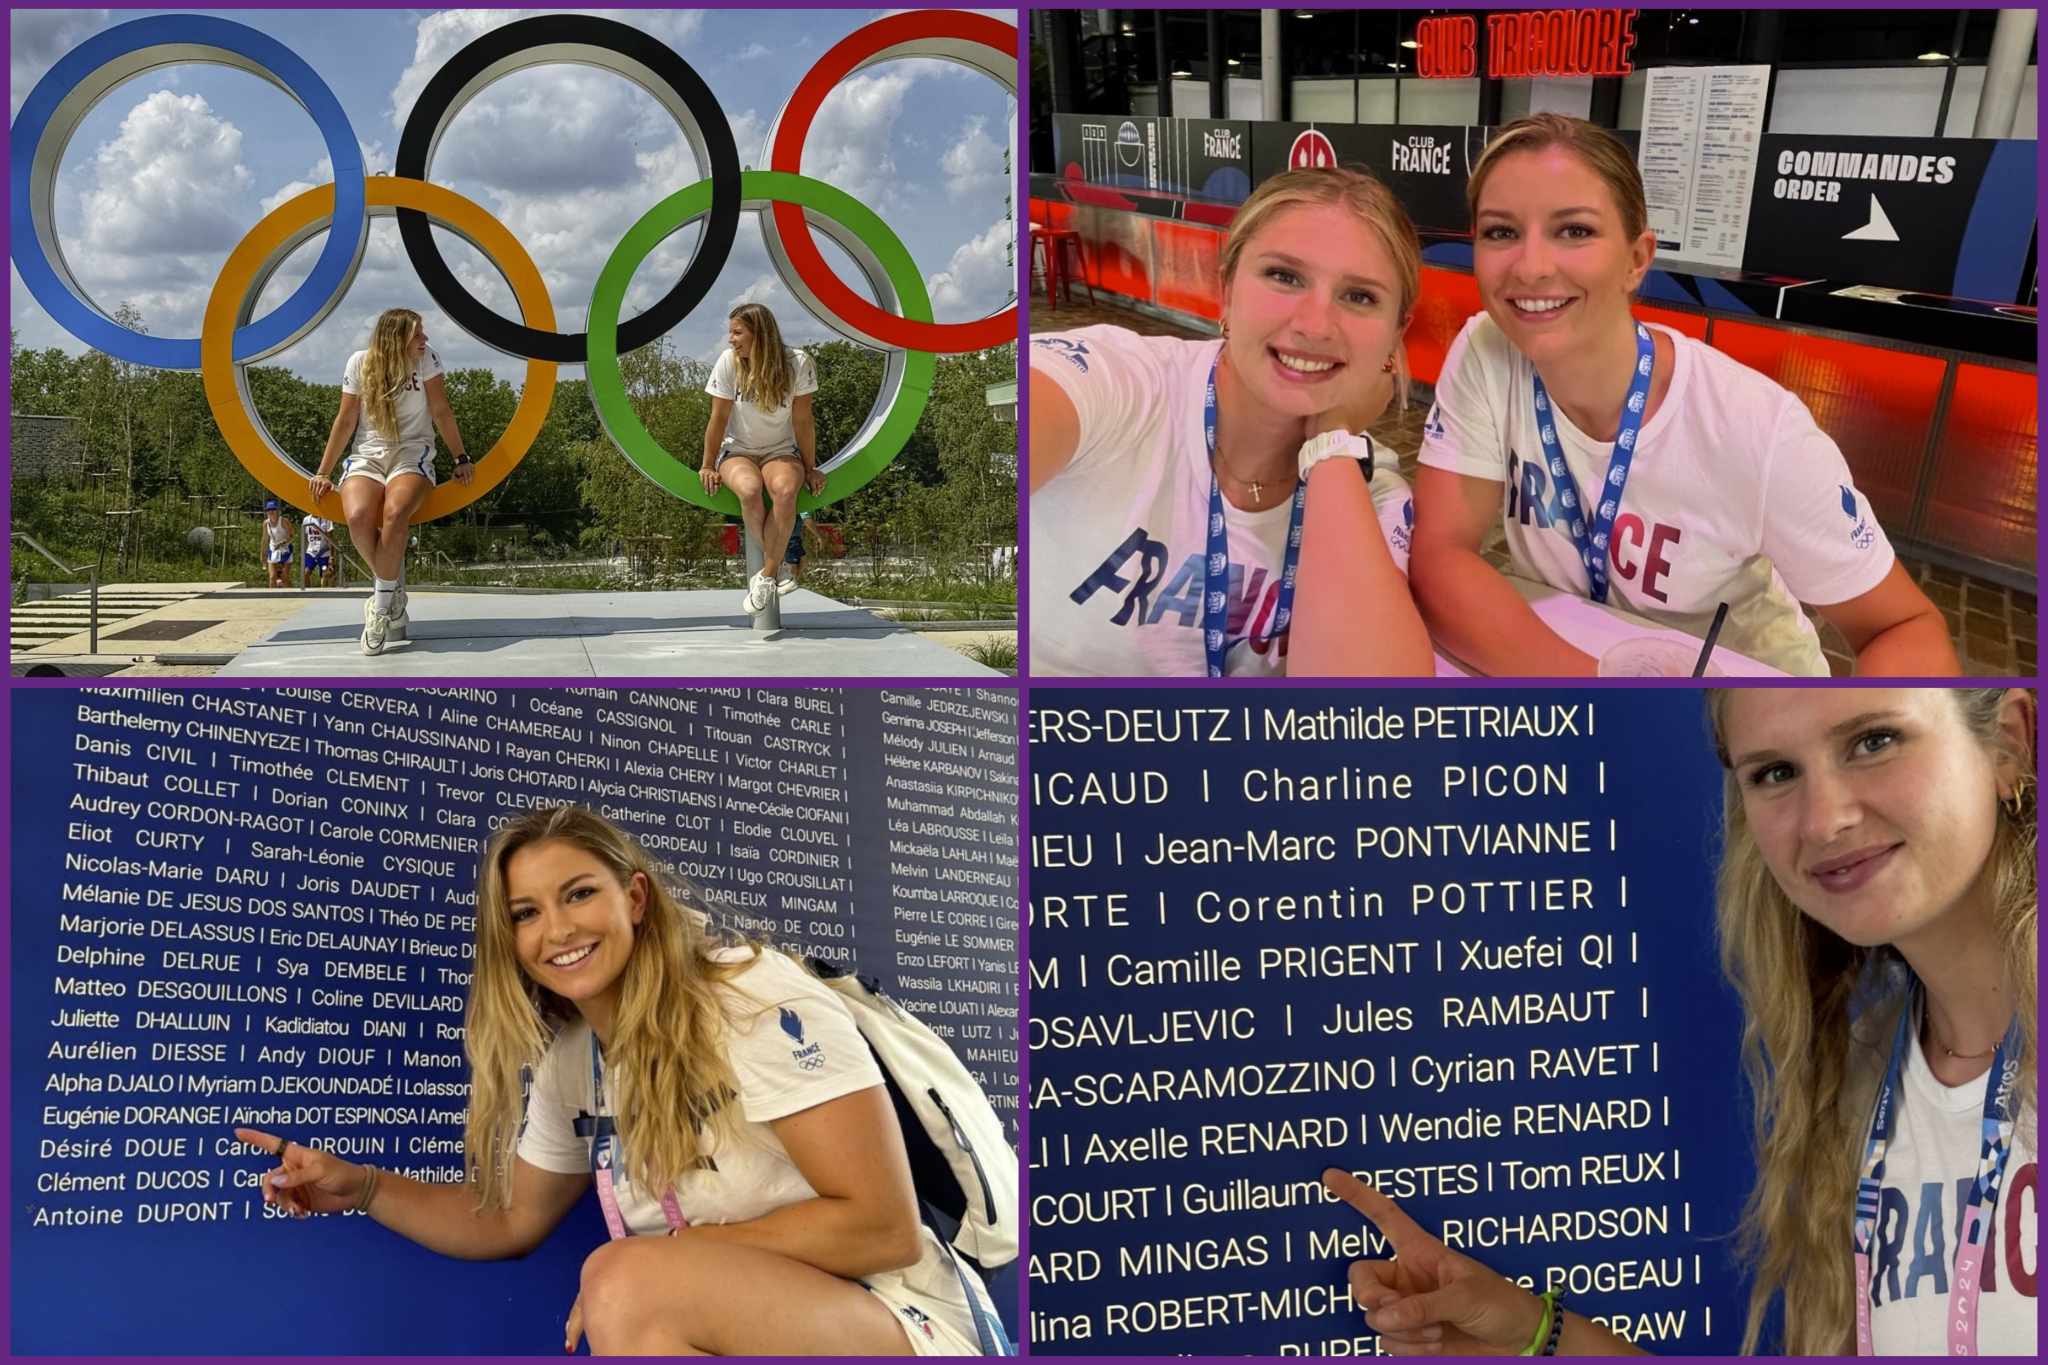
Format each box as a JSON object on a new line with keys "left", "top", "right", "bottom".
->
{"left": 1220, "top": 165, "right": 1422, "bottom": 409}
{"left": 728, "top": 302, "right": 795, "bottom": 412}
{"left": 464, "top": 805, "right": 760, "bottom": 1210}
{"left": 1706, "top": 688, "right": 2037, "bottom": 1354}
{"left": 358, "top": 308, "right": 423, "bottom": 442}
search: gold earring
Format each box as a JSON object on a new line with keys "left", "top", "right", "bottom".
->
{"left": 2002, "top": 774, "right": 2033, "bottom": 818}
{"left": 1381, "top": 356, "right": 1395, "bottom": 374}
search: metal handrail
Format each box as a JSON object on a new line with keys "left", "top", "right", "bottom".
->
{"left": 11, "top": 531, "right": 101, "bottom": 653}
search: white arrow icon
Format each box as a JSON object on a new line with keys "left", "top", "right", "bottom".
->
{"left": 1842, "top": 193, "right": 1900, "bottom": 242}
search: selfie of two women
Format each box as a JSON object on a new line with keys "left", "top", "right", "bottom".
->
{"left": 1028, "top": 7, "right": 2036, "bottom": 680}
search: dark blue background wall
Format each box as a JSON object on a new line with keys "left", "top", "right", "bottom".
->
{"left": 1026, "top": 688, "right": 1749, "bottom": 1355}
{"left": 13, "top": 685, "right": 1018, "bottom": 1354}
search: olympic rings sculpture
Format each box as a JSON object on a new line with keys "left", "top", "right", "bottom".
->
{"left": 12, "top": 9, "right": 1019, "bottom": 523}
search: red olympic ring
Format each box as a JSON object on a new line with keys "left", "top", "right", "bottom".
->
{"left": 769, "top": 9, "right": 1017, "bottom": 354}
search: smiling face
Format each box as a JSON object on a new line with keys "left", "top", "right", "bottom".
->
{"left": 1471, "top": 145, "right": 1653, "bottom": 367}
{"left": 1220, "top": 200, "right": 1406, "bottom": 423}
{"left": 504, "top": 837, "right": 647, "bottom": 1032}
{"left": 411, "top": 322, "right": 428, "bottom": 357}
{"left": 1720, "top": 690, "right": 2012, "bottom": 954}
{"left": 727, "top": 315, "right": 754, "bottom": 360}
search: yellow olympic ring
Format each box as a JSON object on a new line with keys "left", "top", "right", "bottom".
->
{"left": 200, "top": 176, "right": 557, "bottom": 525}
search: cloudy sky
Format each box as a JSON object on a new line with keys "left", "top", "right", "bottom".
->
{"left": 10, "top": 7, "right": 1020, "bottom": 382}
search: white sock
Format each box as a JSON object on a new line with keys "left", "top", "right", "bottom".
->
{"left": 374, "top": 577, "right": 398, "bottom": 612}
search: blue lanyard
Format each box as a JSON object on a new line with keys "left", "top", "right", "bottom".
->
{"left": 585, "top": 1032, "right": 617, "bottom": 1176}
{"left": 1852, "top": 985, "right": 2018, "bottom": 1354}
{"left": 1202, "top": 355, "right": 1305, "bottom": 678}
{"left": 1531, "top": 322, "right": 1654, "bottom": 604}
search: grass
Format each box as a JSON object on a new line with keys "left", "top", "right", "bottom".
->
{"left": 962, "top": 637, "right": 1019, "bottom": 672}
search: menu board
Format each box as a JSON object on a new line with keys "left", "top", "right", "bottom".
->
{"left": 12, "top": 686, "right": 1019, "bottom": 1354}
{"left": 1026, "top": 690, "right": 1749, "bottom": 1355}
{"left": 1639, "top": 65, "right": 1769, "bottom": 269}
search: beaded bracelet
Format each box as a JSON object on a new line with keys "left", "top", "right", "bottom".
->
{"left": 1520, "top": 1289, "right": 1562, "bottom": 1356}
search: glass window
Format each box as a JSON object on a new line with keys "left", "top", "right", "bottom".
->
{"left": 1780, "top": 10, "right": 1974, "bottom": 63}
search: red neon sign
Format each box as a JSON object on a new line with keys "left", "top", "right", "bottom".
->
{"left": 1416, "top": 9, "right": 1638, "bottom": 80}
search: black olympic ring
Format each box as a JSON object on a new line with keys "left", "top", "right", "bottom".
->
{"left": 394, "top": 15, "right": 741, "bottom": 364}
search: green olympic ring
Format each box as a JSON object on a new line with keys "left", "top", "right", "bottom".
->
{"left": 586, "top": 170, "right": 934, "bottom": 517}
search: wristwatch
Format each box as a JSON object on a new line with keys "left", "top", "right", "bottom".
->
{"left": 1297, "top": 429, "right": 1375, "bottom": 482}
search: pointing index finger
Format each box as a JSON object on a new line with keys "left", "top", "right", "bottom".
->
{"left": 234, "top": 1127, "right": 282, "bottom": 1154}
{"left": 1323, "top": 1167, "right": 1433, "bottom": 1255}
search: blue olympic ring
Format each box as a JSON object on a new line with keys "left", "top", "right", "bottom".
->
{"left": 10, "top": 14, "right": 368, "bottom": 370}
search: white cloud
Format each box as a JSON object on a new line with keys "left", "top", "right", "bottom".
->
{"left": 82, "top": 91, "right": 253, "bottom": 256}
{"left": 734, "top": 42, "right": 771, "bottom": 61}
{"left": 9, "top": 9, "right": 111, "bottom": 121}
{"left": 926, "top": 215, "right": 1015, "bottom": 320}
{"left": 939, "top": 115, "right": 1005, "bottom": 199}
{"left": 800, "top": 69, "right": 913, "bottom": 206}
{"left": 386, "top": 8, "right": 707, "bottom": 136}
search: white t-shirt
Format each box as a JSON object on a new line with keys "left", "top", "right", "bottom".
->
{"left": 264, "top": 516, "right": 292, "bottom": 551}
{"left": 517, "top": 949, "right": 987, "bottom": 1354}
{"left": 304, "top": 518, "right": 332, "bottom": 556}
{"left": 1030, "top": 326, "right": 1413, "bottom": 677}
{"left": 1418, "top": 314, "right": 1895, "bottom": 676}
{"left": 706, "top": 347, "right": 818, "bottom": 455}
{"left": 1866, "top": 1012, "right": 2036, "bottom": 1355}
{"left": 342, "top": 346, "right": 444, "bottom": 457}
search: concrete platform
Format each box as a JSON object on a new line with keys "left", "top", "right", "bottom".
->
{"left": 217, "top": 588, "right": 1002, "bottom": 678}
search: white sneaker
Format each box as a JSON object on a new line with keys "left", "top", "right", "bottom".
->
{"left": 742, "top": 570, "right": 776, "bottom": 614}
{"left": 775, "top": 564, "right": 799, "bottom": 597}
{"left": 362, "top": 607, "right": 392, "bottom": 655}
{"left": 390, "top": 587, "right": 409, "bottom": 640}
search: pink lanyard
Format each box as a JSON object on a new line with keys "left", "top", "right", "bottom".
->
{"left": 1852, "top": 990, "right": 2017, "bottom": 1355}
{"left": 584, "top": 1034, "right": 686, "bottom": 1239}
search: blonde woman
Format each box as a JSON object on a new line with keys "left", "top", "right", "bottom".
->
{"left": 700, "top": 303, "right": 823, "bottom": 612}
{"left": 235, "top": 805, "right": 995, "bottom": 1356}
{"left": 1028, "top": 165, "right": 1433, "bottom": 677}
{"left": 309, "top": 308, "right": 474, "bottom": 655}
{"left": 1409, "top": 115, "right": 1955, "bottom": 676}
{"left": 1325, "top": 687, "right": 2035, "bottom": 1357}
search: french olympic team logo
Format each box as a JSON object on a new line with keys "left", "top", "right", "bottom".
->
{"left": 1608, "top": 464, "right": 1626, "bottom": 486}
{"left": 1626, "top": 390, "right": 1645, "bottom": 413}
{"left": 1559, "top": 487, "right": 1576, "bottom": 509}
{"left": 1592, "top": 529, "right": 1609, "bottom": 549}
{"left": 1540, "top": 424, "right": 1556, "bottom": 444}
{"left": 1617, "top": 429, "right": 1636, "bottom": 450}
{"left": 1207, "top": 590, "right": 1227, "bottom": 613}
{"left": 1840, "top": 485, "right": 1876, "bottom": 549}
{"left": 780, "top": 1008, "right": 825, "bottom": 1071}
{"left": 1638, "top": 354, "right": 1653, "bottom": 376}
{"left": 1208, "top": 551, "right": 1226, "bottom": 573}
{"left": 1598, "top": 498, "right": 1618, "bottom": 520}
{"left": 1209, "top": 510, "right": 1223, "bottom": 535}
{"left": 1289, "top": 129, "right": 1337, "bottom": 169}
{"left": 1206, "top": 628, "right": 1224, "bottom": 651}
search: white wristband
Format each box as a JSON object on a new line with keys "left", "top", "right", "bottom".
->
{"left": 1298, "top": 429, "right": 1375, "bottom": 482}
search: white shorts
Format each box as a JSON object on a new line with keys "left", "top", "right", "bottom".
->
{"left": 267, "top": 546, "right": 294, "bottom": 565}
{"left": 861, "top": 1233, "right": 1001, "bottom": 1356}
{"left": 717, "top": 440, "right": 802, "bottom": 470}
{"left": 341, "top": 442, "right": 436, "bottom": 486}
